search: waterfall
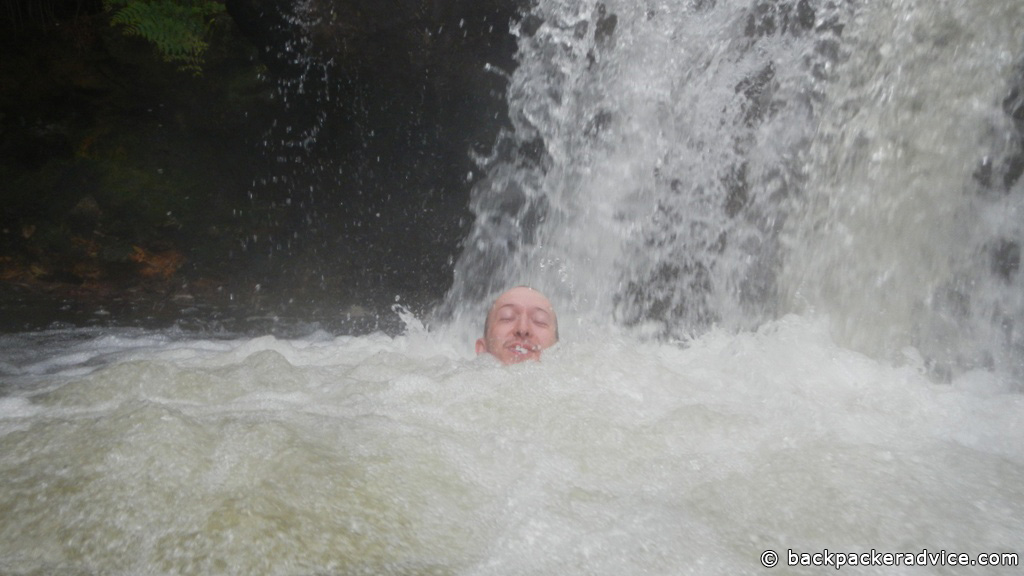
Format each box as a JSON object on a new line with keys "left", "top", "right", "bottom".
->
{"left": 445, "top": 0, "right": 1024, "bottom": 381}
{"left": 5, "top": 4, "right": 1024, "bottom": 573}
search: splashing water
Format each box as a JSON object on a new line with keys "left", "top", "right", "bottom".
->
{"left": 779, "top": 0, "right": 1024, "bottom": 379}
{"left": 2, "top": 316, "right": 1022, "bottom": 575}
{"left": 445, "top": 0, "right": 1024, "bottom": 381}
{"left": 2, "top": 1, "right": 1024, "bottom": 575}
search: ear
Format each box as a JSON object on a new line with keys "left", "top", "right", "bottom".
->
{"left": 475, "top": 338, "right": 486, "bottom": 355}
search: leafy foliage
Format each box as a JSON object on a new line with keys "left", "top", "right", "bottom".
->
{"left": 104, "top": 0, "right": 225, "bottom": 73}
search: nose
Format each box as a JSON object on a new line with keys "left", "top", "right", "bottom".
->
{"left": 514, "top": 314, "right": 531, "bottom": 337}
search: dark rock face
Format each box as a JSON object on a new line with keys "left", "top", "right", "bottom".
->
{"left": 1, "top": 7, "right": 274, "bottom": 325}
{"left": 223, "top": 0, "right": 528, "bottom": 312}
{"left": 1, "top": 1, "right": 526, "bottom": 332}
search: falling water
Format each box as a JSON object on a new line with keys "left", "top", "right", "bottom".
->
{"left": 779, "top": 0, "right": 1024, "bottom": 379}
{"left": 2, "top": 1, "right": 1023, "bottom": 575}
{"left": 446, "top": 0, "right": 1024, "bottom": 381}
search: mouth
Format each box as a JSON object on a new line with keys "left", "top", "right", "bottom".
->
{"left": 508, "top": 342, "right": 539, "bottom": 356}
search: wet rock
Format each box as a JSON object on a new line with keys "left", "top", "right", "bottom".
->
{"left": 724, "top": 162, "right": 750, "bottom": 218}
{"left": 991, "top": 239, "right": 1021, "bottom": 282}
{"left": 67, "top": 195, "right": 102, "bottom": 226}
{"left": 583, "top": 109, "right": 613, "bottom": 136}
{"left": 745, "top": 0, "right": 815, "bottom": 38}
{"left": 98, "top": 239, "right": 136, "bottom": 265}
{"left": 130, "top": 246, "right": 186, "bottom": 281}
{"left": 736, "top": 62, "right": 778, "bottom": 127}
{"left": 519, "top": 13, "right": 544, "bottom": 37}
{"left": 974, "top": 156, "right": 993, "bottom": 189}
{"left": 1004, "top": 153, "right": 1024, "bottom": 190}
{"left": 594, "top": 3, "right": 618, "bottom": 46}
{"left": 3, "top": 126, "right": 73, "bottom": 170}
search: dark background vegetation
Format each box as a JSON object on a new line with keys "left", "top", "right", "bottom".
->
{"left": 0, "top": 0, "right": 524, "bottom": 334}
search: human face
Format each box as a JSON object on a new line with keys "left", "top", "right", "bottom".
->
{"left": 476, "top": 287, "right": 558, "bottom": 364}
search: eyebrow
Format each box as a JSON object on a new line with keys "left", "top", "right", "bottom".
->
{"left": 495, "top": 304, "right": 551, "bottom": 316}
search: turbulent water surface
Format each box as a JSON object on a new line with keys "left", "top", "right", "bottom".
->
{"left": 2, "top": 316, "right": 1021, "bottom": 575}
{"left": 3, "top": 0, "right": 1024, "bottom": 574}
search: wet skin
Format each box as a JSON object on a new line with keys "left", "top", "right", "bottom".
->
{"left": 476, "top": 287, "right": 558, "bottom": 364}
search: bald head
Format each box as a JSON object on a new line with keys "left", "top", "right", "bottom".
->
{"left": 476, "top": 287, "right": 558, "bottom": 364}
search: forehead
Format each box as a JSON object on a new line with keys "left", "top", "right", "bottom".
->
{"left": 490, "top": 288, "right": 553, "bottom": 316}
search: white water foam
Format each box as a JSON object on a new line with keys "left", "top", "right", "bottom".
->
{"left": 1, "top": 316, "right": 1022, "bottom": 575}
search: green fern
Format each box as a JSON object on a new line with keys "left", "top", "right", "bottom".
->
{"left": 104, "top": 0, "right": 225, "bottom": 73}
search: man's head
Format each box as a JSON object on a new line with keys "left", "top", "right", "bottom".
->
{"left": 476, "top": 286, "right": 558, "bottom": 364}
